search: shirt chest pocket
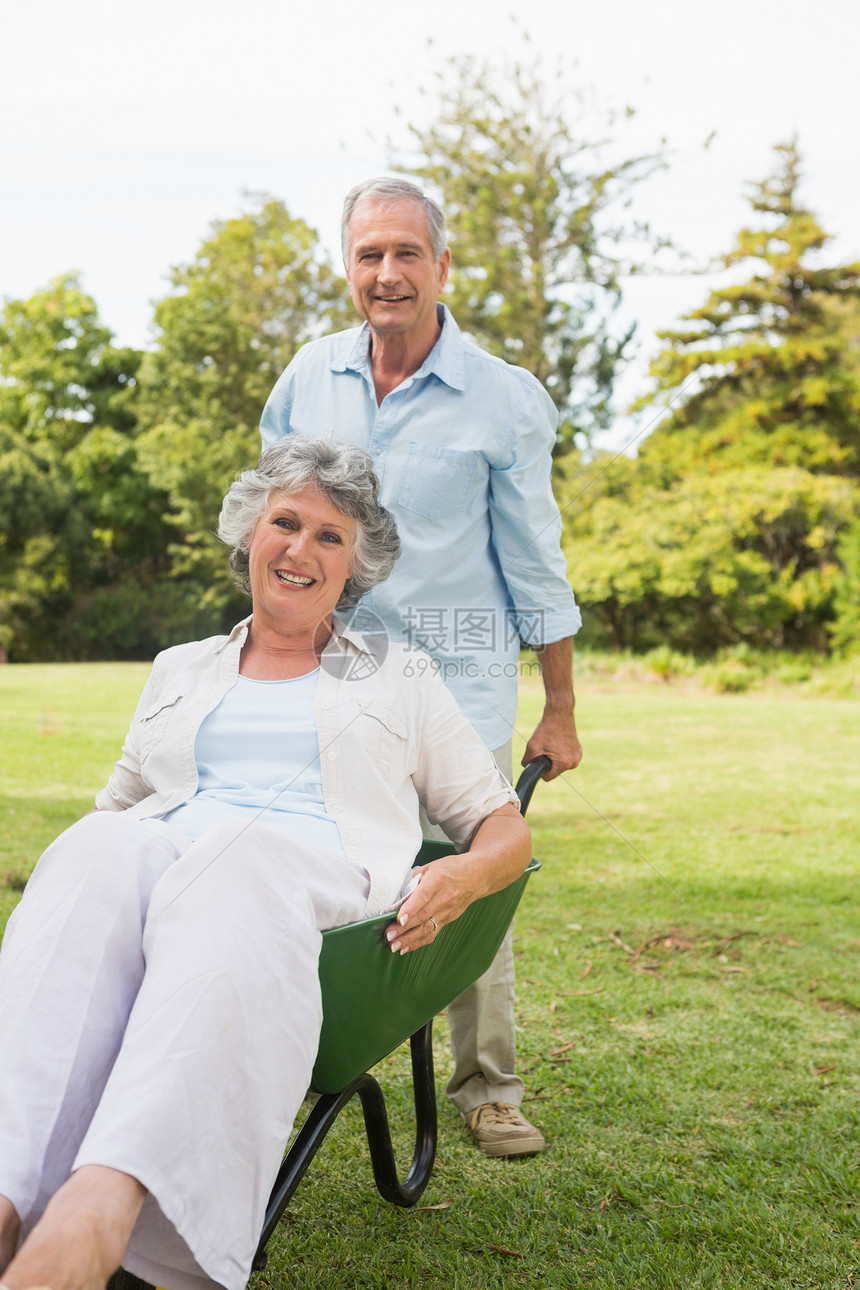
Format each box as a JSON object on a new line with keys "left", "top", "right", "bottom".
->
{"left": 137, "top": 693, "right": 184, "bottom": 765}
{"left": 359, "top": 701, "right": 410, "bottom": 780}
{"left": 398, "top": 444, "right": 480, "bottom": 520}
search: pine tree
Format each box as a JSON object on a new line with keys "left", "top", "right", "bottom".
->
{"left": 638, "top": 140, "right": 860, "bottom": 477}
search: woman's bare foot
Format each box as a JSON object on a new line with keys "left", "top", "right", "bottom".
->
{"left": 1, "top": 1166, "right": 146, "bottom": 1290}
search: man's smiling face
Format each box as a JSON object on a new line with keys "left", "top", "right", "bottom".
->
{"left": 345, "top": 197, "right": 450, "bottom": 342}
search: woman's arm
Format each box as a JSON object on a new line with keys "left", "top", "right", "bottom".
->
{"left": 385, "top": 803, "right": 531, "bottom": 954}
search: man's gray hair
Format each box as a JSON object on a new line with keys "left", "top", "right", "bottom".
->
{"left": 341, "top": 177, "right": 448, "bottom": 261}
{"left": 218, "top": 437, "right": 401, "bottom": 611}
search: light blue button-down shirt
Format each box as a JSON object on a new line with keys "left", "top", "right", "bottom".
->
{"left": 261, "top": 305, "right": 581, "bottom": 748}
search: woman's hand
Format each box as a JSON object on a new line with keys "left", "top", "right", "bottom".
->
{"left": 385, "top": 804, "right": 531, "bottom": 954}
{"left": 384, "top": 859, "right": 480, "bottom": 954}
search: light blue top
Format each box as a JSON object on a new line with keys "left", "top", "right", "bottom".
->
{"left": 161, "top": 671, "right": 345, "bottom": 854}
{"left": 261, "top": 304, "right": 581, "bottom": 748}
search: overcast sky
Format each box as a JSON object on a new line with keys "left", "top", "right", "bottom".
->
{"left": 2, "top": 0, "right": 858, "bottom": 438}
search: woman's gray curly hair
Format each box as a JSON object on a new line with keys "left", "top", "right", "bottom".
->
{"left": 218, "top": 437, "right": 400, "bottom": 611}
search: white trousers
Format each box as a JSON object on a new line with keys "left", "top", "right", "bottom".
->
{"left": 0, "top": 811, "right": 370, "bottom": 1290}
{"left": 420, "top": 741, "right": 524, "bottom": 1114}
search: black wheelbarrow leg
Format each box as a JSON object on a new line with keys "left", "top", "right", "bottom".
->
{"left": 251, "top": 1080, "right": 367, "bottom": 1271}
{"left": 356, "top": 1018, "right": 437, "bottom": 1206}
{"left": 253, "top": 1019, "right": 436, "bottom": 1271}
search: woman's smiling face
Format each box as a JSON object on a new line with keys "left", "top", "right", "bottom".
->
{"left": 247, "top": 484, "right": 356, "bottom": 635}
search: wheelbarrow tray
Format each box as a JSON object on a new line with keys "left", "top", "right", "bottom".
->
{"left": 312, "top": 843, "right": 540, "bottom": 1092}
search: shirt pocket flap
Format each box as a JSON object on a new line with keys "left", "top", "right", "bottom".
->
{"left": 137, "top": 692, "right": 184, "bottom": 761}
{"left": 359, "top": 701, "right": 409, "bottom": 777}
{"left": 140, "top": 693, "right": 183, "bottom": 723}
{"left": 361, "top": 701, "right": 407, "bottom": 740}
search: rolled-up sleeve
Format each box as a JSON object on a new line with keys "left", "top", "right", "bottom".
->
{"left": 93, "top": 667, "right": 161, "bottom": 811}
{"left": 488, "top": 379, "right": 581, "bottom": 647}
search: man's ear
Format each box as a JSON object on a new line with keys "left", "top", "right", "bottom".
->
{"left": 437, "top": 248, "right": 451, "bottom": 291}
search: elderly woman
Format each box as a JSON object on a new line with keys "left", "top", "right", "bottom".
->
{"left": 0, "top": 438, "right": 531, "bottom": 1290}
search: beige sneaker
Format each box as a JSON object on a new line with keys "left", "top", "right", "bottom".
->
{"left": 465, "top": 1101, "right": 547, "bottom": 1158}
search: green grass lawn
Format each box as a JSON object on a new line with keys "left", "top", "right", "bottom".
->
{"left": 0, "top": 663, "right": 857, "bottom": 1288}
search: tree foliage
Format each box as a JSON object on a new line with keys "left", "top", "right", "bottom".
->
{"left": 0, "top": 203, "right": 350, "bottom": 660}
{"left": 0, "top": 275, "right": 138, "bottom": 451}
{"left": 563, "top": 463, "right": 858, "bottom": 652}
{"left": 395, "top": 45, "right": 665, "bottom": 449}
{"left": 6, "top": 150, "right": 859, "bottom": 661}
{"left": 636, "top": 140, "right": 860, "bottom": 478}
{"left": 567, "top": 142, "right": 860, "bottom": 654}
{"left": 138, "top": 198, "right": 349, "bottom": 438}
{"left": 0, "top": 276, "right": 181, "bottom": 660}
{"left": 829, "top": 520, "right": 860, "bottom": 656}
{"left": 134, "top": 198, "right": 350, "bottom": 626}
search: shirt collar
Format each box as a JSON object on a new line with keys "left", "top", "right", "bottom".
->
{"left": 218, "top": 613, "right": 374, "bottom": 658}
{"left": 216, "top": 615, "right": 252, "bottom": 654}
{"left": 326, "top": 614, "right": 382, "bottom": 657}
{"left": 338, "top": 303, "right": 466, "bottom": 392}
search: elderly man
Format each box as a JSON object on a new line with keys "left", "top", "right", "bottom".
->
{"left": 261, "top": 176, "right": 582, "bottom": 1158}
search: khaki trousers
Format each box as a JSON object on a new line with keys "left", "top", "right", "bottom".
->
{"left": 419, "top": 740, "right": 524, "bottom": 1115}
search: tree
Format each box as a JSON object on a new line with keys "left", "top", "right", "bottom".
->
{"left": 0, "top": 276, "right": 178, "bottom": 660}
{"left": 0, "top": 275, "right": 139, "bottom": 452}
{"left": 560, "top": 142, "right": 860, "bottom": 656}
{"left": 134, "top": 198, "right": 350, "bottom": 628}
{"left": 394, "top": 45, "right": 666, "bottom": 450}
{"left": 636, "top": 140, "right": 860, "bottom": 478}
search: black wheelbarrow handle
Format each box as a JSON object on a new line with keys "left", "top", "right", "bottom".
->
{"left": 514, "top": 754, "right": 552, "bottom": 817}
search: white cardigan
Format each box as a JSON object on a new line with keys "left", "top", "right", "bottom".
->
{"left": 96, "top": 615, "right": 518, "bottom": 916}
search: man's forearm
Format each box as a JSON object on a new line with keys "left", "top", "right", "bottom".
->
{"left": 523, "top": 637, "right": 582, "bottom": 778}
{"left": 535, "top": 637, "right": 574, "bottom": 713}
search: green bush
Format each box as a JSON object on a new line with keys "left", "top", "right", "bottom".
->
{"left": 702, "top": 659, "right": 756, "bottom": 693}
{"left": 641, "top": 644, "right": 695, "bottom": 682}
{"left": 562, "top": 466, "right": 859, "bottom": 654}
